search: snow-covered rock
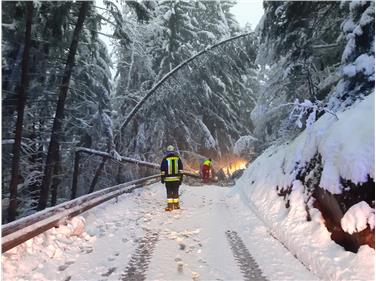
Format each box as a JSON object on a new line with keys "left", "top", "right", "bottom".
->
{"left": 233, "top": 135, "right": 257, "bottom": 157}
{"left": 341, "top": 201, "right": 375, "bottom": 234}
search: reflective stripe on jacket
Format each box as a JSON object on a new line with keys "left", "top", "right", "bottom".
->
{"left": 160, "top": 153, "right": 183, "bottom": 183}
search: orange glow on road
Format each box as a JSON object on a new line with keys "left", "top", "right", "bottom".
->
{"left": 222, "top": 160, "right": 248, "bottom": 176}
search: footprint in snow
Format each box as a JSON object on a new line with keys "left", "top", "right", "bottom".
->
{"left": 185, "top": 245, "right": 196, "bottom": 253}
{"left": 175, "top": 257, "right": 184, "bottom": 273}
{"left": 198, "top": 258, "right": 207, "bottom": 264}
{"left": 178, "top": 241, "right": 186, "bottom": 251}
{"left": 101, "top": 267, "right": 117, "bottom": 277}
{"left": 58, "top": 261, "right": 75, "bottom": 271}
{"left": 107, "top": 251, "right": 119, "bottom": 262}
{"left": 97, "top": 228, "right": 106, "bottom": 238}
{"left": 85, "top": 247, "right": 93, "bottom": 254}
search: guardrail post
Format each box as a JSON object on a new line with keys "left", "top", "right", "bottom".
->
{"left": 71, "top": 150, "right": 80, "bottom": 199}
{"left": 88, "top": 156, "right": 107, "bottom": 194}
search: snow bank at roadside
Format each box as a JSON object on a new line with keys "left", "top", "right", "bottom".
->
{"left": 2, "top": 216, "right": 94, "bottom": 280}
{"left": 230, "top": 93, "right": 374, "bottom": 280}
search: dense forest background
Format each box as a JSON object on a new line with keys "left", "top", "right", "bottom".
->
{"left": 2, "top": 0, "right": 374, "bottom": 222}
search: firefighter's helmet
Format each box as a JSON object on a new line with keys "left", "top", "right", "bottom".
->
{"left": 166, "top": 145, "right": 175, "bottom": 152}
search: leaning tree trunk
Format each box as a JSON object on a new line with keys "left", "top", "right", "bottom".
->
{"left": 117, "top": 32, "right": 252, "bottom": 136}
{"left": 102, "top": 33, "right": 252, "bottom": 191}
{"left": 37, "top": 2, "right": 89, "bottom": 210}
{"left": 88, "top": 157, "right": 107, "bottom": 193}
{"left": 8, "top": 2, "right": 34, "bottom": 222}
{"left": 87, "top": 33, "right": 252, "bottom": 194}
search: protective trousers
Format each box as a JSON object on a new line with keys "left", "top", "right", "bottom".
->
{"left": 165, "top": 181, "right": 180, "bottom": 210}
{"left": 202, "top": 165, "right": 210, "bottom": 182}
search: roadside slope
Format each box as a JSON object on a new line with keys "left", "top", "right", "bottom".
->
{"left": 229, "top": 93, "right": 375, "bottom": 280}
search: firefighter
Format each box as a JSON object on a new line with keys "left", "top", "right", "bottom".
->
{"left": 201, "top": 158, "right": 212, "bottom": 183}
{"left": 160, "top": 145, "right": 183, "bottom": 211}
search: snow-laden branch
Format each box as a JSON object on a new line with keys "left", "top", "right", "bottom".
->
{"left": 311, "top": 43, "right": 341, "bottom": 49}
{"left": 267, "top": 99, "right": 339, "bottom": 129}
{"left": 289, "top": 99, "right": 339, "bottom": 127}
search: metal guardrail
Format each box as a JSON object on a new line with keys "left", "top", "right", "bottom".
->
{"left": 2, "top": 175, "right": 160, "bottom": 253}
{"left": 2, "top": 172, "right": 200, "bottom": 253}
{"left": 70, "top": 147, "right": 201, "bottom": 199}
{"left": 182, "top": 170, "right": 201, "bottom": 179}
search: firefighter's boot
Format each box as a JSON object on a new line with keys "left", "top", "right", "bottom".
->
{"left": 173, "top": 198, "right": 180, "bottom": 209}
{"left": 165, "top": 203, "right": 173, "bottom": 211}
{"left": 165, "top": 199, "right": 174, "bottom": 211}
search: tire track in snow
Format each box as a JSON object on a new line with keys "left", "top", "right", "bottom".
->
{"left": 226, "top": 230, "right": 268, "bottom": 281}
{"left": 120, "top": 231, "right": 159, "bottom": 281}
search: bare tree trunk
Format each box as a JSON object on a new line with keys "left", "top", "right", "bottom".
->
{"left": 50, "top": 149, "right": 60, "bottom": 206}
{"left": 29, "top": 119, "right": 42, "bottom": 208}
{"left": 8, "top": 2, "right": 34, "bottom": 222}
{"left": 37, "top": 2, "right": 89, "bottom": 210}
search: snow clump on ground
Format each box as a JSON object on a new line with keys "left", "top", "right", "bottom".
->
{"left": 2, "top": 216, "right": 94, "bottom": 278}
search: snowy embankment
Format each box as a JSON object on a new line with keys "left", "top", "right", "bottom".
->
{"left": 229, "top": 93, "right": 374, "bottom": 280}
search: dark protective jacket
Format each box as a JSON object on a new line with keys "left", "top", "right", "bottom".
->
{"left": 160, "top": 152, "right": 183, "bottom": 184}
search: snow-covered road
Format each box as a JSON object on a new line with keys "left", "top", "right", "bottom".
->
{"left": 3, "top": 183, "right": 319, "bottom": 281}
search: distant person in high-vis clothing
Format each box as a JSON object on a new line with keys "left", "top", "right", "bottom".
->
{"left": 201, "top": 158, "right": 212, "bottom": 183}
{"left": 160, "top": 145, "right": 183, "bottom": 211}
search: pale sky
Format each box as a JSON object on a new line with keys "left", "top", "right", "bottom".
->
{"left": 230, "top": 0, "right": 265, "bottom": 30}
